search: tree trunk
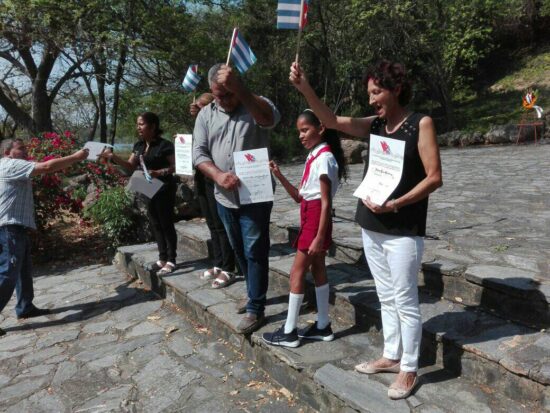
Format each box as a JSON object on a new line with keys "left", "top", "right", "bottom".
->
{"left": 31, "top": 89, "right": 53, "bottom": 133}
{"left": 31, "top": 46, "right": 58, "bottom": 134}
{"left": 423, "top": 58, "right": 456, "bottom": 131}
{"left": 92, "top": 54, "right": 108, "bottom": 143}
{"left": 88, "top": 110, "right": 99, "bottom": 142}
{"left": 522, "top": 0, "right": 541, "bottom": 45}
{"left": 110, "top": 45, "right": 127, "bottom": 146}
{"left": 0, "top": 89, "right": 36, "bottom": 133}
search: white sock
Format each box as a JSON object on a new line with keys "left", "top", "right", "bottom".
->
{"left": 284, "top": 293, "right": 304, "bottom": 334}
{"left": 315, "top": 283, "right": 330, "bottom": 329}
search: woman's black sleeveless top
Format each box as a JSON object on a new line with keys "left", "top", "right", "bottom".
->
{"left": 355, "top": 113, "right": 429, "bottom": 236}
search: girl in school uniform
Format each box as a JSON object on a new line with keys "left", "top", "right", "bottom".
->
{"left": 262, "top": 109, "right": 347, "bottom": 348}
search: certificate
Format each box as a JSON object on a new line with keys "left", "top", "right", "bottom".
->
{"left": 353, "top": 134, "right": 405, "bottom": 206}
{"left": 126, "top": 170, "right": 164, "bottom": 199}
{"left": 83, "top": 141, "right": 113, "bottom": 161}
{"left": 234, "top": 148, "right": 273, "bottom": 205}
{"left": 175, "top": 134, "right": 193, "bottom": 175}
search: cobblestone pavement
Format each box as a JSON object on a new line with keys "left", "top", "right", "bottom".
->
{"left": 272, "top": 144, "right": 550, "bottom": 282}
{"left": 0, "top": 265, "right": 307, "bottom": 413}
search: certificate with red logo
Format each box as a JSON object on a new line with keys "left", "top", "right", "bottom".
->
{"left": 234, "top": 148, "right": 273, "bottom": 205}
{"left": 353, "top": 134, "right": 405, "bottom": 206}
{"left": 175, "top": 134, "right": 193, "bottom": 175}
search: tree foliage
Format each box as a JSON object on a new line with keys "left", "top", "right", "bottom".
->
{"left": 0, "top": 0, "right": 548, "bottom": 141}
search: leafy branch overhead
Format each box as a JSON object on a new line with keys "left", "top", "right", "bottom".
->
{"left": 0, "top": 0, "right": 548, "bottom": 140}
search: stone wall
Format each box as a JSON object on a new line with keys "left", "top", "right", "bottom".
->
{"left": 340, "top": 138, "right": 368, "bottom": 164}
{"left": 438, "top": 120, "right": 547, "bottom": 147}
{"left": 340, "top": 116, "right": 548, "bottom": 163}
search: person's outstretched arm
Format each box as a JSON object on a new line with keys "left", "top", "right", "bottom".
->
{"left": 270, "top": 160, "right": 301, "bottom": 203}
{"left": 98, "top": 150, "right": 138, "bottom": 174}
{"left": 290, "top": 62, "right": 374, "bottom": 139}
{"left": 31, "top": 149, "right": 89, "bottom": 176}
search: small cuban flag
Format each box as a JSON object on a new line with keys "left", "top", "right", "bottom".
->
{"left": 182, "top": 65, "right": 201, "bottom": 92}
{"left": 230, "top": 29, "right": 257, "bottom": 74}
{"left": 277, "top": 0, "right": 309, "bottom": 30}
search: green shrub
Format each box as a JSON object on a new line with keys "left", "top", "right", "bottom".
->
{"left": 84, "top": 187, "right": 133, "bottom": 247}
{"left": 70, "top": 186, "right": 88, "bottom": 203}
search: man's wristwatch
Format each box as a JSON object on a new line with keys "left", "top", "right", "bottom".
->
{"left": 389, "top": 199, "right": 399, "bottom": 213}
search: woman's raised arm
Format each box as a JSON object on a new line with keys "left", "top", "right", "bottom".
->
{"left": 290, "top": 62, "right": 374, "bottom": 139}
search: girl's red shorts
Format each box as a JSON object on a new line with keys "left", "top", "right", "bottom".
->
{"left": 294, "top": 199, "right": 332, "bottom": 252}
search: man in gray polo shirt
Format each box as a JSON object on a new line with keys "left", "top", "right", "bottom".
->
{"left": 193, "top": 63, "right": 281, "bottom": 334}
{"left": 0, "top": 138, "right": 88, "bottom": 336}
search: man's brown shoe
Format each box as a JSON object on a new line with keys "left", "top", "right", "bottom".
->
{"left": 236, "top": 313, "right": 265, "bottom": 334}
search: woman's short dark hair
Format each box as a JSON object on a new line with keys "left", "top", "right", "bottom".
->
{"left": 363, "top": 60, "right": 412, "bottom": 106}
{"left": 138, "top": 111, "right": 163, "bottom": 137}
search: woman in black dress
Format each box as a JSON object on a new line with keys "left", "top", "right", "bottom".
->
{"left": 290, "top": 60, "right": 442, "bottom": 399}
{"left": 101, "top": 112, "right": 177, "bottom": 274}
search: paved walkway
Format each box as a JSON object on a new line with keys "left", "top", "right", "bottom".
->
{"left": 0, "top": 264, "right": 307, "bottom": 412}
{"left": 272, "top": 144, "right": 550, "bottom": 282}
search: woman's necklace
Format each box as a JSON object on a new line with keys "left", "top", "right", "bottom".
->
{"left": 385, "top": 112, "right": 411, "bottom": 135}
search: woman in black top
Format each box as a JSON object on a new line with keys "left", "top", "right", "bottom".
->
{"left": 290, "top": 61, "right": 442, "bottom": 399}
{"left": 100, "top": 112, "right": 177, "bottom": 274}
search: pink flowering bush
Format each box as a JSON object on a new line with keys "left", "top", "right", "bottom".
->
{"left": 27, "top": 131, "right": 127, "bottom": 230}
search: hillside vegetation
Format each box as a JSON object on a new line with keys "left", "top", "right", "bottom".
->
{"left": 454, "top": 49, "right": 549, "bottom": 132}
{"left": 0, "top": 0, "right": 548, "bottom": 148}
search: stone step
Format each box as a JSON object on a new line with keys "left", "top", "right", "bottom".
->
{"left": 173, "top": 219, "right": 550, "bottom": 409}
{"left": 115, "top": 241, "right": 549, "bottom": 412}
{"left": 177, "top": 219, "right": 550, "bottom": 329}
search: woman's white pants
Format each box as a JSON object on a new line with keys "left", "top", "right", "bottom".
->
{"left": 362, "top": 229, "right": 424, "bottom": 372}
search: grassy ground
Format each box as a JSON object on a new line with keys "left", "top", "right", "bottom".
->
{"left": 453, "top": 49, "right": 549, "bottom": 133}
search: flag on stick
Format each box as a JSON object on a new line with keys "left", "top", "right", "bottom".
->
{"left": 227, "top": 29, "right": 257, "bottom": 74}
{"left": 182, "top": 65, "right": 201, "bottom": 92}
{"left": 277, "top": 0, "right": 309, "bottom": 29}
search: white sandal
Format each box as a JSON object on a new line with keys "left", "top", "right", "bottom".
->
{"left": 211, "top": 271, "right": 236, "bottom": 289}
{"left": 201, "top": 267, "right": 222, "bottom": 280}
{"left": 157, "top": 262, "right": 176, "bottom": 275}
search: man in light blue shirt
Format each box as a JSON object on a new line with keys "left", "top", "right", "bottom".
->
{"left": 193, "top": 64, "right": 280, "bottom": 334}
{"left": 0, "top": 139, "right": 88, "bottom": 336}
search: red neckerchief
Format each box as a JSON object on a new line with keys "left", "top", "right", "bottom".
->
{"left": 300, "top": 144, "right": 332, "bottom": 188}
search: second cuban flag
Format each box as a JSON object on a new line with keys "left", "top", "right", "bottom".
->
{"left": 230, "top": 30, "right": 257, "bottom": 74}
{"left": 277, "top": 0, "right": 309, "bottom": 30}
{"left": 182, "top": 65, "right": 201, "bottom": 92}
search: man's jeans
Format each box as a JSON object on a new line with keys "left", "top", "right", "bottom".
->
{"left": 0, "top": 225, "right": 34, "bottom": 316}
{"left": 217, "top": 201, "right": 272, "bottom": 315}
